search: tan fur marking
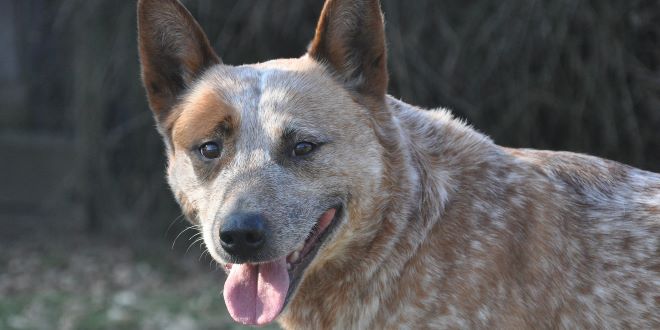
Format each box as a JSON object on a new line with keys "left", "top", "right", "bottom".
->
{"left": 171, "top": 86, "right": 237, "bottom": 151}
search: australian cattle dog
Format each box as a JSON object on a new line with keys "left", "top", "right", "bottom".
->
{"left": 137, "top": 0, "right": 660, "bottom": 328}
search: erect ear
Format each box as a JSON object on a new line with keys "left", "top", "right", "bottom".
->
{"left": 308, "top": 0, "right": 388, "bottom": 101}
{"left": 137, "top": 0, "right": 220, "bottom": 121}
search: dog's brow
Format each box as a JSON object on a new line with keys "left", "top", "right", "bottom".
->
{"left": 282, "top": 126, "right": 298, "bottom": 141}
{"left": 281, "top": 126, "right": 329, "bottom": 143}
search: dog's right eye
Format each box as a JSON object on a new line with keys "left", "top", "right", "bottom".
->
{"left": 199, "top": 142, "right": 221, "bottom": 159}
{"left": 293, "top": 142, "right": 316, "bottom": 157}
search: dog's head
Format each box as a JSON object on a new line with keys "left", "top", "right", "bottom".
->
{"left": 138, "top": 0, "right": 390, "bottom": 325}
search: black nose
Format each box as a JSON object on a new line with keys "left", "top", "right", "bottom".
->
{"left": 220, "top": 213, "right": 267, "bottom": 260}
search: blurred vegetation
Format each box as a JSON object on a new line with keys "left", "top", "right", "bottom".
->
{"left": 1, "top": 0, "right": 658, "bottom": 234}
{"left": 0, "top": 235, "right": 280, "bottom": 330}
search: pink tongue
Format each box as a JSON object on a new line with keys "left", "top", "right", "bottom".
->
{"left": 223, "top": 258, "right": 289, "bottom": 326}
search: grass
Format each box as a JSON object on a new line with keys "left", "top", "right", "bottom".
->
{"left": 1, "top": 290, "right": 232, "bottom": 329}
{"left": 0, "top": 233, "right": 281, "bottom": 330}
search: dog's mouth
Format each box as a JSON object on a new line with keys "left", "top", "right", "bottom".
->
{"left": 221, "top": 205, "right": 343, "bottom": 326}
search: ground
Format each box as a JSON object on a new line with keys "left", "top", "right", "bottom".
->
{"left": 0, "top": 224, "right": 281, "bottom": 330}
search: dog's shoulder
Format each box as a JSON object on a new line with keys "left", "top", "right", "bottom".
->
{"left": 506, "top": 148, "right": 660, "bottom": 209}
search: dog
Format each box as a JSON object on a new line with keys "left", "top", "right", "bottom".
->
{"left": 137, "top": 0, "right": 660, "bottom": 328}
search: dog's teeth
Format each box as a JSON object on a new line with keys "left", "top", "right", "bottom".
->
{"left": 288, "top": 251, "right": 300, "bottom": 264}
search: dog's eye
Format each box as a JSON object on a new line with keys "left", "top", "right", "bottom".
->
{"left": 293, "top": 142, "right": 316, "bottom": 157}
{"left": 199, "top": 142, "right": 221, "bottom": 159}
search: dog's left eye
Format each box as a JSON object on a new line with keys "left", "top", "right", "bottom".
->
{"left": 199, "top": 142, "right": 221, "bottom": 159}
{"left": 293, "top": 142, "right": 316, "bottom": 157}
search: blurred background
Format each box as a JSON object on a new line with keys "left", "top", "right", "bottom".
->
{"left": 1, "top": 0, "right": 658, "bottom": 329}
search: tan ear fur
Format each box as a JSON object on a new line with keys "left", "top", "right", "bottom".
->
{"left": 308, "top": 0, "right": 388, "bottom": 101}
{"left": 137, "top": 0, "right": 220, "bottom": 121}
